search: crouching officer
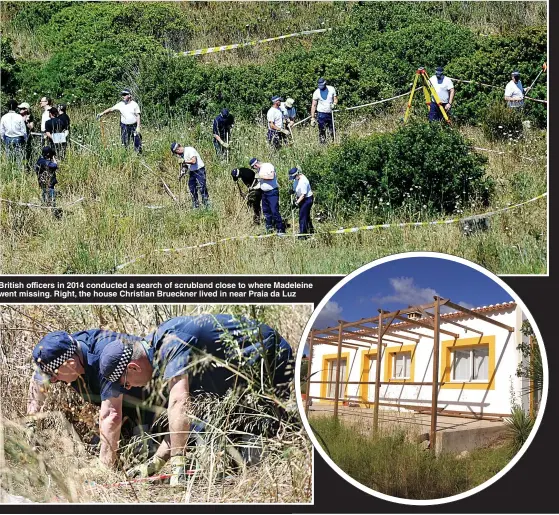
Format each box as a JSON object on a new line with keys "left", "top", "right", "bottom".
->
{"left": 27, "top": 330, "right": 161, "bottom": 464}
{"left": 98, "top": 314, "right": 294, "bottom": 485}
{"left": 171, "top": 142, "right": 210, "bottom": 209}
{"left": 289, "top": 167, "right": 314, "bottom": 237}
{"left": 231, "top": 167, "right": 262, "bottom": 224}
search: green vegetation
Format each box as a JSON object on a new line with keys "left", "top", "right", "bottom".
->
{"left": 310, "top": 416, "right": 511, "bottom": 500}
{"left": 0, "top": 2, "right": 547, "bottom": 274}
{"left": 303, "top": 122, "right": 492, "bottom": 219}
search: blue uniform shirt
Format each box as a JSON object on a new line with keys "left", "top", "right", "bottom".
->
{"left": 144, "top": 314, "right": 293, "bottom": 398}
{"left": 34, "top": 329, "right": 144, "bottom": 402}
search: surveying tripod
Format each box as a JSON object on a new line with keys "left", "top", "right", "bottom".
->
{"left": 404, "top": 67, "right": 450, "bottom": 124}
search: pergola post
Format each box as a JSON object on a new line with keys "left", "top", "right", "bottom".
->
{"left": 333, "top": 323, "right": 343, "bottom": 421}
{"left": 373, "top": 311, "right": 383, "bottom": 433}
{"left": 430, "top": 296, "right": 441, "bottom": 452}
{"left": 304, "top": 330, "right": 315, "bottom": 417}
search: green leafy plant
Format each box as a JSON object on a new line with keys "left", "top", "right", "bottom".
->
{"left": 302, "top": 121, "right": 492, "bottom": 220}
{"left": 505, "top": 406, "right": 534, "bottom": 456}
{"left": 482, "top": 101, "right": 524, "bottom": 141}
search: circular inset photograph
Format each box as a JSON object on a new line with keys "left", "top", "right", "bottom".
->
{"left": 297, "top": 253, "right": 547, "bottom": 504}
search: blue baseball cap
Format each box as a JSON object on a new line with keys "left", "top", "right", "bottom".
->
{"left": 435, "top": 66, "right": 444, "bottom": 73}
{"left": 249, "top": 157, "right": 259, "bottom": 167}
{"left": 32, "top": 331, "right": 78, "bottom": 375}
{"left": 170, "top": 142, "right": 180, "bottom": 153}
{"left": 288, "top": 167, "right": 300, "bottom": 180}
{"left": 231, "top": 168, "right": 239, "bottom": 181}
{"left": 271, "top": 95, "right": 282, "bottom": 103}
{"left": 317, "top": 77, "right": 327, "bottom": 87}
{"left": 99, "top": 339, "right": 134, "bottom": 383}
{"left": 221, "top": 108, "right": 229, "bottom": 117}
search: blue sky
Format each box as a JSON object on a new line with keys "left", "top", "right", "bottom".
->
{"left": 312, "top": 257, "right": 514, "bottom": 330}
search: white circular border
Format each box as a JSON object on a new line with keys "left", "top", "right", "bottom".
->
{"left": 295, "top": 251, "right": 549, "bottom": 506}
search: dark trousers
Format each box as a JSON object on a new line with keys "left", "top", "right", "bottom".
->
{"left": 41, "top": 187, "right": 56, "bottom": 206}
{"left": 4, "top": 136, "right": 25, "bottom": 166}
{"left": 267, "top": 129, "right": 287, "bottom": 151}
{"left": 247, "top": 188, "right": 262, "bottom": 224}
{"left": 317, "top": 112, "right": 334, "bottom": 143}
{"left": 428, "top": 102, "right": 450, "bottom": 121}
{"left": 188, "top": 167, "right": 209, "bottom": 208}
{"left": 120, "top": 122, "right": 142, "bottom": 152}
{"left": 262, "top": 189, "right": 285, "bottom": 232}
{"left": 298, "top": 196, "right": 314, "bottom": 235}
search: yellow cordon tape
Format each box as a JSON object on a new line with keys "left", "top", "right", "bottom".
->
{"left": 179, "top": 28, "right": 331, "bottom": 57}
{"left": 110, "top": 192, "right": 547, "bottom": 272}
{"left": 0, "top": 197, "right": 86, "bottom": 210}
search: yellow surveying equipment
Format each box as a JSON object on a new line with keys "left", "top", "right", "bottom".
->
{"left": 404, "top": 67, "right": 450, "bottom": 124}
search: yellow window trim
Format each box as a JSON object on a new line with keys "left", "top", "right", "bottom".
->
{"left": 440, "top": 335, "right": 496, "bottom": 390}
{"left": 359, "top": 349, "right": 378, "bottom": 401}
{"left": 383, "top": 344, "right": 416, "bottom": 383}
{"left": 320, "top": 352, "right": 351, "bottom": 400}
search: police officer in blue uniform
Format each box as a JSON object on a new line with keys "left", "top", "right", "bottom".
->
{"left": 27, "top": 330, "right": 162, "bottom": 467}
{"left": 98, "top": 314, "right": 294, "bottom": 485}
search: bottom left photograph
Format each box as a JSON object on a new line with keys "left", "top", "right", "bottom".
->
{"left": 0, "top": 304, "right": 313, "bottom": 504}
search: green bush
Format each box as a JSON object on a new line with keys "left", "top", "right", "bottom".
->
{"left": 446, "top": 26, "right": 547, "bottom": 127}
{"left": 482, "top": 101, "right": 523, "bottom": 141}
{"left": 302, "top": 121, "right": 492, "bottom": 220}
{"left": 0, "top": 36, "right": 19, "bottom": 98}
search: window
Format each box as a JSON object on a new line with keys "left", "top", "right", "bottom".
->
{"left": 452, "top": 346, "right": 489, "bottom": 382}
{"left": 326, "top": 358, "right": 347, "bottom": 398}
{"left": 392, "top": 351, "right": 411, "bottom": 379}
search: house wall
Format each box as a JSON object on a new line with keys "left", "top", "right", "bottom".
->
{"left": 308, "top": 306, "right": 522, "bottom": 415}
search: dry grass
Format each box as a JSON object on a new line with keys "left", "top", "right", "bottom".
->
{"left": 0, "top": 304, "right": 313, "bottom": 504}
{"left": 0, "top": 102, "right": 547, "bottom": 275}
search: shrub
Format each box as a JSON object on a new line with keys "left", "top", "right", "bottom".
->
{"left": 0, "top": 36, "right": 19, "bottom": 98}
{"left": 505, "top": 406, "right": 534, "bottom": 457}
{"left": 446, "top": 26, "right": 547, "bottom": 127}
{"left": 482, "top": 101, "right": 523, "bottom": 141}
{"left": 302, "top": 121, "right": 492, "bottom": 220}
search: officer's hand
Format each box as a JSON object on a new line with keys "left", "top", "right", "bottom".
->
{"left": 221, "top": 141, "right": 229, "bottom": 148}
{"left": 281, "top": 128, "right": 290, "bottom": 135}
{"left": 288, "top": 120, "right": 295, "bottom": 128}
{"left": 310, "top": 118, "right": 316, "bottom": 127}
{"left": 96, "top": 114, "right": 101, "bottom": 121}
{"left": 525, "top": 86, "right": 532, "bottom": 93}
{"left": 135, "top": 127, "right": 141, "bottom": 135}
{"left": 126, "top": 455, "right": 167, "bottom": 479}
{"left": 292, "top": 199, "right": 299, "bottom": 209}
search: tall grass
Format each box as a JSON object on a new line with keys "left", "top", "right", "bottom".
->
{"left": 0, "top": 102, "right": 547, "bottom": 274}
{"left": 310, "top": 415, "right": 511, "bottom": 500}
{"left": 0, "top": 304, "right": 312, "bottom": 503}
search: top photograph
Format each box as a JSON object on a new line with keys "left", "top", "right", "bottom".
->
{"left": 0, "top": 1, "right": 548, "bottom": 275}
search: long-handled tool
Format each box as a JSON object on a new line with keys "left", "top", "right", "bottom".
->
{"left": 331, "top": 110, "right": 337, "bottom": 144}
{"left": 100, "top": 120, "right": 108, "bottom": 149}
{"left": 225, "top": 131, "right": 230, "bottom": 164}
{"left": 527, "top": 62, "right": 547, "bottom": 94}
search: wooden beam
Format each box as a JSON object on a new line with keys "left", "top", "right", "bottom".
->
{"left": 392, "top": 313, "right": 459, "bottom": 338}
{"left": 385, "top": 325, "right": 434, "bottom": 340}
{"left": 311, "top": 337, "right": 373, "bottom": 350}
{"left": 430, "top": 297, "right": 441, "bottom": 452}
{"left": 333, "top": 324, "right": 343, "bottom": 420}
{"left": 372, "top": 311, "right": 382, "bottom": 433}
{"left": 443, "top": 298, "right": 514, "bottom": 332}
{"left": 304, "top": 331, "right": 314, "bottom": 417}
{"left": 417, "top": 307, "right": 484, "bottom": 336}
{"left": 339, "top": 299, "right": 450, "bottom": 329}
{"left": 310, "top": 381, "right": 441, "bottom": 385}
{"left": 350, "top": 323, "right": 421, "bottom": 343}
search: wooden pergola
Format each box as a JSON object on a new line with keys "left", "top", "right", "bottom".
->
{"left": 304, "top": 296, "right": 515, "bottom": 450}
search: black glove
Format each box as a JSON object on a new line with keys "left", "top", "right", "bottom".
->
{"left": 292, "top": 198, "right": 299, "bottom": 209}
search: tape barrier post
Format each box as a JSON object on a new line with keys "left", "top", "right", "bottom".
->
{"left": 108, "top": 193, "right": 546, "bottom": 273}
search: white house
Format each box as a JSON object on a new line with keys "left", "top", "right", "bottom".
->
{"left": 307, "top": 302, "right": 534, "bottom": 417}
